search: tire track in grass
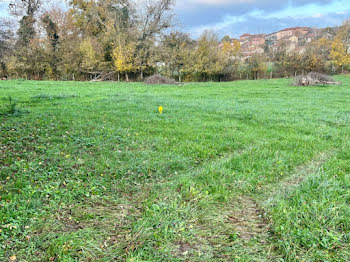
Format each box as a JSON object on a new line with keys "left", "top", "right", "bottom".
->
{"left": 182, "top": 151, "right": 335, "bottom": 261}
{"left": 111, "top": 147, "right": 333, "bottom": 260}
{"left": 228, "top": 197, "right": 269, "bottom": 242}
{"left": 168, "top": 142, "right": 273, "bottom": 261}
{"left": 262, "top": 151, "right": 334, "bottom": 206}
{"left": 225, "top": 151, "right": 335, "bottom": 260}
{"left": 98, "top": 143, "right": 264, "bottom": 260}
{"left": 141, "top": 142, "right": 268, "bottom": 260}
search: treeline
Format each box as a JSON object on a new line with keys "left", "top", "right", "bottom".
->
{"left": 0, "top": 0, "right": 350, "bottom": 82}
{"left": 0, "top": 0, "right": 176, "bottom": 81}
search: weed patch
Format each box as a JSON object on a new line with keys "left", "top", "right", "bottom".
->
{"left": 0, "top": 96, "right": 19, "bottom": 116}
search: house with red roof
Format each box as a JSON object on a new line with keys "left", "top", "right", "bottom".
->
{"left": 237, "top": 26, "right": 320, "bottom": 56}
{"left": 240, "top": 34, "right": 252, "bottom": 41}
{"left": 276, "top": 27, "right": 310, "bottom": 40}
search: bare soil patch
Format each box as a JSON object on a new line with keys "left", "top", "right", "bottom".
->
{"left": 144, "top": 74, "right": 178, "bottom": 85}
{"left": 228, "top": 197, "right": 270, "bottom": 241}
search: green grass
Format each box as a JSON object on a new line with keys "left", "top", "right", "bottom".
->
{"left": 1, "top": 77, "right": 350, "bottom": 261}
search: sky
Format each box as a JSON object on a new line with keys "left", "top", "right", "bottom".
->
{"left": 0, "top": 0, "right": 349, "bottom": 38}
{"left": 0, "top": 2, "right": 8, "bottom": 18}
{"left": 176, "top": 0, "right": 350, "bottom": 37}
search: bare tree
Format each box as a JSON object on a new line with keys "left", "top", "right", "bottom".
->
{"left": 0, "top": 18, "right": 14, "bottom": 57}
{"left": 134, "top": 0, "right": 175, "bottom": 79}
{"left": 8, "top": 0, "right": 41, "bottom": 48}
{"left": 0, "top": 18, "right": 15, "bottom": 77}
{"left": 9, "top": 0, "right": 41, "bottom": 17}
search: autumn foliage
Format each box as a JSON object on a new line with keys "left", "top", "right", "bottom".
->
{"left": 0, "top": 1, "right": 350, "bottom": 81}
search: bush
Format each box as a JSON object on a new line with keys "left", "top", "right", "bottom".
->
{"left": 144, "top": 74, "right": 178, "bottom": 85}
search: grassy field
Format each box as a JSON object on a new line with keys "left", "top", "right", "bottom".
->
{"left": 1, "top": 77, "right": 350, "bottom": 261}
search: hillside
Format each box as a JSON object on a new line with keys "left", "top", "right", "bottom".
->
{"left": 226, "top": 26, "right": 340, "bottom": 57}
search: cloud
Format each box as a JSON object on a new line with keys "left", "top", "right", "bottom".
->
{"left": 176, "top": 0, "right": 334, "bottom": 11}
{"left": 175, "top": 0, "right": 349, "bottom": 37}
{"left": 1, "top": 0, "right": 348, "bottom": 39}
{"left": 218, "top": 11, "right": 349, "bottom": 36}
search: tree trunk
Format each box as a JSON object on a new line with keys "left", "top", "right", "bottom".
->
{"left": 140, "top": 68, "right": 144, "bottom": 80}
{"left": 342, "top": 65, "right": 344, "bottom": 74}
{"left": 118, "top": 72, "right": 120, "bottom": 82}
{"left": 270, "top": 71, "right": 273, "bottom": 79}
{"left": 125, "top": 72, "right": 129, "bottom": 82}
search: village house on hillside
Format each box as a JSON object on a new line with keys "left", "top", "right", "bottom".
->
{"left": 277, "top": 27, "right": 310, "bottom": 39}
{"left": 239, "top": 33, "right": 252, "bottom": 41}
{"left": 238, "top": 33, "right": 266, "bottom": 57}
{"left": 267, "top": 27, "right": 313, "bottom": 52}
{"left": 236, "top": 26, "right": 320, "bottom": 57}
{"left": 221, "top": 26, "right": 340, "bottom": 58}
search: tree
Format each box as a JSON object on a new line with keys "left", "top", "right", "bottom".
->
{"left": 134, "top": 0, "right": 175, "bottom": 79}
{"left": 330, "top": 38, "right": 350, "bottom": 73}
{"left": 221, "top": 35, "right": 230, "bottom": 43}
{"left": 221, "top": 40, "right": 240, "bottom": 57}
{"left": 247, "top": 54, "right": 267, "bottom": 80}
{"left": 69, "top": 0, "right": 133, "bottom": 37}
{"left": 330, "top": 21, "right": 350, "bottom": 73}
{"left": 68, "top": 0, "right": 135, "bottom": 80}
{"left": 9, "top": 0, "right": 41, "bottom": 16}
{"left": 42, "top": 15, "right": 59, "bottom": 51}
{"left": 44, "top": 5, "right": 82, "bottom": 80}
{"left": 187, "top": 30, "right": 226, "bottom": 81}
{"left": 313, "top": 37, "right": 332, "bottom": 61}
{"left": 113, "top": 41, "right": 137, "bottom": 81}
{"left": 17, "top": 15, "right": 36, "bottom": 48}
{"left": 159, "top": 31, "right": 192, "bottom": 81}
{"left": 41, "top": 14, "right": 60, "bottom": 78}
{"left": 9, "top": 0, "right": 41, "bottom": 47}
{"left": 7, "top": 0, "right": 43, "bottom": 79}
{"left": 0, "top": 18, "right": 15, "bottom": 77}
{"left": 221, "top": 40, "right": 241, "bottom": 80}
{"left": 79, "top": 38, "right": 101, "bottom": 74}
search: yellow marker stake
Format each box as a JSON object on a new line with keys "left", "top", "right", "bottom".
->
{"left": 158, "top": 106, "right": 163, "bottom": 114}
